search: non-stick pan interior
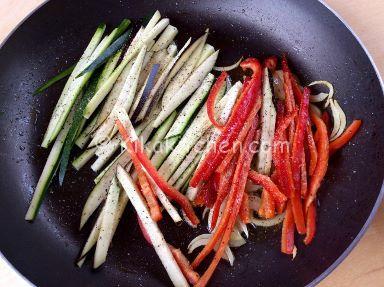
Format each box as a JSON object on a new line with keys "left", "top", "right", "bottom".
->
{"left": 0, "top": 0, "right": 383, "bottom": 286}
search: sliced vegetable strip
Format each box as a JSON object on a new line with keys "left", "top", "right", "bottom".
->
{"left": 117, "top": 120, "right": 161, "bottom": 221}
{"left": 116, "top": 118, "right": 199, "bottom": 225}
{"left": 291, "top": 87, "right": 310, "bottom": 191}
{"left": 306, "top": 123, "right": 318, "bottom": 176}
{"left": 281, "top": 55, "right": 295, "bottom": 113}
{"left": 281, "top": 202, "right": 295, "bottom": 254}
{"left": 239, "top": 192, "right": 250, "bottom": 223}
{"left": 169, "top": 245, "right": 200, "bottom": 285}
{"left": 192, "top": 114, "right": 258, "bottom": 269}
{"left": 216, "top": 103, "right": 260, "bottom": 174}
{"left": 329, "top": 120, "right": 362, "bottom": 155}
{"left": 210, "top": 155, "right": 237, "bottom": 230}
{"left": 303, "top": 202, "right": 317, "bottom": 245}
{"left": 33, "top": 64, "right": 75, "bottom": 95}
{"left": 248, "top": 171, "right": 287, "bottom": 205}
{"left": 206, "top": 71, "right": 228, "bottom": 130}
{"left": 305, "top": 111, "right": 329, "bottom": 210}
{"left": 258, "top": 189, "right": 275, "bottom": 219}
{"left": 190, "top": 58, "right": 262, "bottom": 187}
{"left": 194, "top": 115, "right": 258, "bottom": 286}
{"left": 273, "top": 112, "right": 306, "bottom": 234}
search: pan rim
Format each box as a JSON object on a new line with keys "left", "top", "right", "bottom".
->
{"left": 0, "top": 1, "right": 383, "bottom": 287}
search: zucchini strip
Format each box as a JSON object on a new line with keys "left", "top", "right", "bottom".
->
{"left": 161, "top": 32, "right": 208, "bottom": 106}
{"left": 33, "top": 64, "right": 75, "bottom": 95}
{"left": 152, "top": 25, "right": 178, "bottom": 52}
{"left": 144, "top": 169, "right": 182, "bottom": 223}
{"left": 94, "top": 177, "right": 120, "bottom": 268}
{"left": 135, "top": 38, "right": 192, "bottom": 122}
{"left": 154, "top": 50, "right": 219, "bottom": 128}
{"left": 74, "top": 113, "right": 99, "bottom": 149}
{"left": 77, "top": 24, "right": 131, "bottom": 77}
{"left": 158, "top": 80, "right": 240, "bottom": 181}
{"left": 150, "top": 136, "right": 180, "bottom": 169}
{"left": 174, "top": 153, "right": 202, "bottom": 190}
{"left": 256, "top": 67, "right": 276, "bottom": 175}
{"left": 116, "top": 166, "right": 189, "bottom": 287}
{"left": 89, "top": 46, "right": 146, "bottom": 147}
{"left": 165, "top": 73, "right": 214, "bottom": 139}
{"left": 83, "top": 17, "right": 169, "bottom": 120}
{"left": 80, "top": 151, "right": 130, "bottom": 229}
{"left": 43, "top": 23, "right": 129, "bottom": 147}
{"left": 25, "top": 108, "right": 76, "bottom": 220}
{"left": 168, "top": 133, "right": 208, "bottom": 186}
{"left": 196, "top": 44, "right": 215, "bottom": 67}
{"left": 41, "top": 24, "right": 106, "bottom": 148}
{"left": 87, "top": 28, "right": 144, "bottom": 126}
{"left": 145, "top": 111, "right": 177, "bottom": 158}
{"left": 72, "top": 147, "right": 97, "bottom": 170}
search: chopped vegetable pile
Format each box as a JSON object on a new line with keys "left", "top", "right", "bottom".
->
{"left": 27, "top": 10, "right": 362, "bottom": 287}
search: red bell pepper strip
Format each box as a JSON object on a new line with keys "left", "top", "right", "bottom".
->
{"left": 239, "top": 192, "right": 250, "bottom": 223}
{"left": 273, "top": 114, "right": 306, "bottom": 234}
{"left": 194, "top": 117, "right": 258, "bottom": 287}
{"left": 115, "top": 120, "right": 162, "bottom": 222}
{"left": 301, "top": 152, "right": 308, "bottom": 198}
{"left": 248, "top": 171, "right": 287, "bottom": 205}
{"left": 258, "top": 188, "right": 276, "bottom": 219}
{"left": 321, "top": 111, "right": 331, "bottom": 135}
{"left": 168, "top": 245, "right": 200, "bottom": 285}
{"left": 281, "top": 55, "right": 295, "bottom": 113}
{"left": 216, "top": 108, "right": 260, "bottom": 174}
{"left": 281, "top": 202, "right": 295, "bottom": 254}
{"left": 116, "top": 120, "right": 200, "bottom": 225}
{"left": 305, "top": 111, "right": 329, "bottom": 211}
{"left": 306, "top": 123, "right": 318, "bottom": 176}
{"left": 194, "top": 175, "right": 217, "bottom": 208}
{"left": 329, "top": 120, "right": 362, "bottom": 155}
{"left": 207, "top": 71, "right": 228, "bottom": 130}
{"left": 194, "top": 181, "right": 208, "bottom": 206}
{"left": 210, "top": 155, "right": 238, "bottom": 230}
{"left": 240, "top": 57, "right": 262, "bottom": 77}
{"left": 303, "top": 202, "right": 317, "bottom": 245}
{"left": 190, "top": 59, "right": 262, "bottom": 188}
{"left": 263, "top": 56, "right": 278, "bottom": 71}
{"left": 291, "top": 87, "right": 310, "bottom": 192}
{"left": 191, "top": 115, "right": 258, "bottom": 269}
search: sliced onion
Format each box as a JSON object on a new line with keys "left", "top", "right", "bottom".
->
{"left": 250, "top": 213, "right": 285, "bottom": 227}
{"left": 213, "top": 57, "right": 243, "bottom": 72}
{"left": 310, "top": 104, "right": 322, "bottom": 118}
{"left": 329, "top": 99, "right": 341, "bottom": 140}
{"left": 187, "top": 233, "right": 234, "bottom": 265}
{"left": 202, "top": 207, "right": 210, "bottom": 220}
{"left": 309, "top": 92, "right": 328, "bottom": 103}
{"left": 236, "top": 218, "right": 249, "bottom": 239}
{"left": 292, "top": 246, "right": 298, "bottom": 260}
{"left": 308, "top": 80, "right": 334, "bottom": 107}
{"left": 332, "top": 99, "right": 347, "bottom": 141}
{"left": 249, "top": 194, "right": 262, "bottom": 211}
{"left": 186, "top": 186, "right": 198, "bottom": 201}
{"left": 229, "top": 226, "right": 246, "bottom": 248}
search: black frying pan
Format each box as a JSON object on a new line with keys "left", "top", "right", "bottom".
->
{"left": 0, "top": 0, "right": 383, "bottom": 286}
